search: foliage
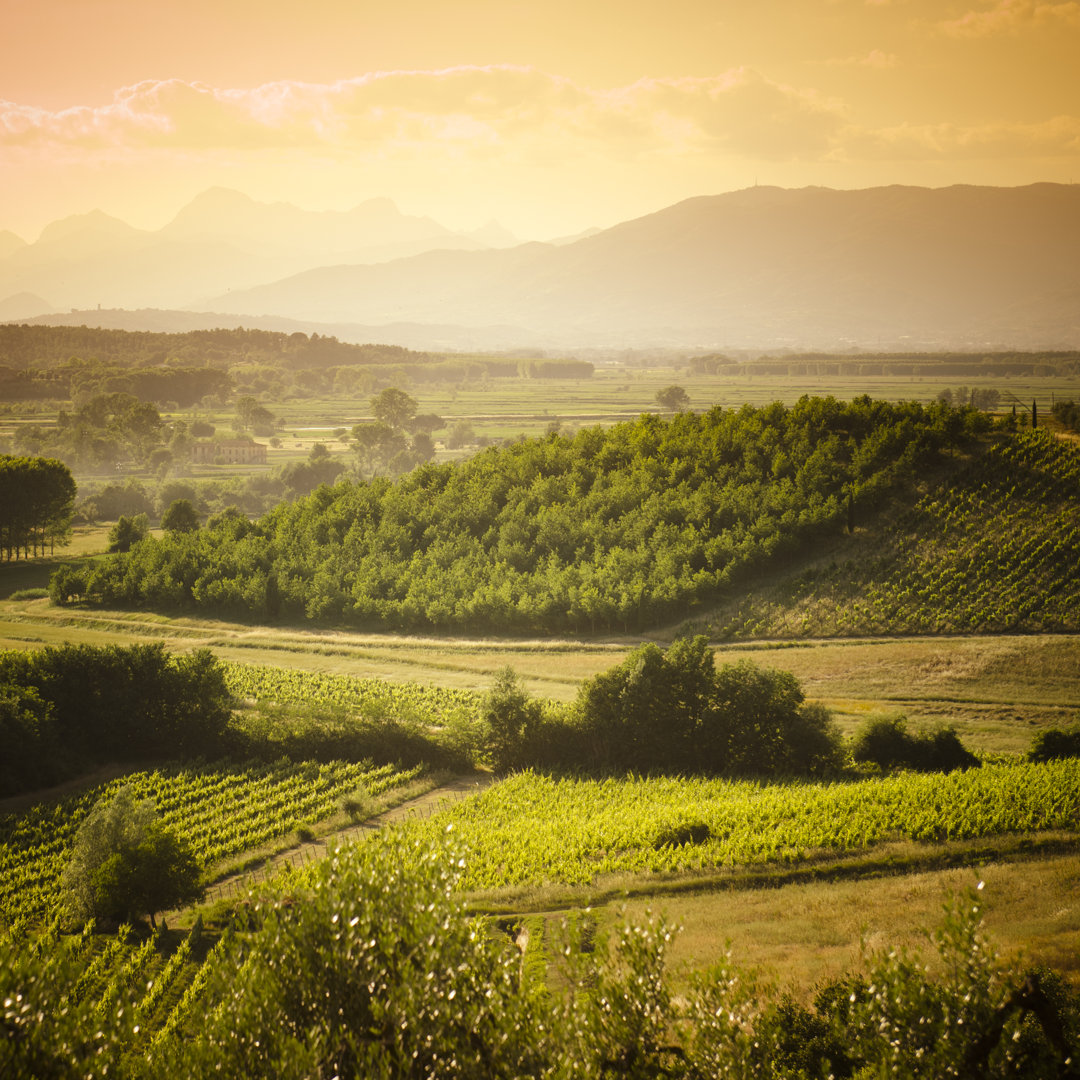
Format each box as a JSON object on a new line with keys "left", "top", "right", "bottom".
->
{"left": 160, "top": 498, "right": 199, "bottom": 533}
{"left": 655, "top": 384, "right": 691, "bottom": 412}
{"left": 60, "top": 786, "right": 203, "bottom": 928}
{"left": 71, "top": 397, "right": 982, "bottom": 633}
{"left": 851, "top": 715, "right": 980, "bottom": 773}
{"left": 159, "top": 832, "right": 553, "bottom": 1079}
{"left": 0, "top": 455, "right": 76, "bottom": 559}
{"left": 1029, "top": 722, "right": 1080, "bottom": 763}
{"left": 0, "top": 643, "right": 232, "bottom": 795}
{"left": 47, "top": 564, "right": 89, "bottom": 607}
{"left": 570, "top": 638, "right": 844, "bottom": 776}
{"left": 481, "top": 667, "right": 545, "bottom": 771}
{"left": 0, "top": 921, "right": 140, "bottom": 1079}
{"left": 1052, "top": 399, "right": 1080, "bottom": 433}
{"left": 107, "top": 512, "right": 149, "bottom": 552}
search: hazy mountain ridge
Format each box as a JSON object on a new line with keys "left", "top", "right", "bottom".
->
{"left": 0, "top": 189, "right": 515, "bottom": 314}
{"left": 3, "top": 184, "right": 1078, "bottom": 349}
{"left": 198, "top": 182, "right": 1080, "bottom": 348}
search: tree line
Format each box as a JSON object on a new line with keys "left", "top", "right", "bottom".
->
{"left": 56, "top": 396, "right": 992, "bottom": 633}
{"left": 0, "top": 643, "right": 231, "bottom": 796}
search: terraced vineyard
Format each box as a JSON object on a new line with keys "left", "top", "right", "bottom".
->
{"left": 712, "top": 429, "right": 1080, "bottom": 639}
{"left": 0, "top": 758, "right": 422, "bottom": 923}
{"left": 403, "top": 761, "right": 1080, "bottom": 890}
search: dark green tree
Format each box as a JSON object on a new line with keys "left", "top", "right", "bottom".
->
{"left": 107, "top": 513, "right": 149, "bottom": 553}
{"left": 371, "top": 387, "right": 418, "bottom": 430}
{"left": 61, "top": 786, "right": 203, "bottom": 928}
{"left": 161, "top": 498, "right": 199, "bottom": 533}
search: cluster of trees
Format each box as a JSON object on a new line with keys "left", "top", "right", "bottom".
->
{"left": 12, "top": 392, "right": 189, "bottom": 474}
{"left": 1052, "top": 399, "right": 1080, "bottom": 433}
{"left": 850, "top": 714, "right": 979, "bottom": 773}
{"left": 0, "top": 643, "right": 231, "bottom": 796}
{"left": 937, "top": 386, "right": 1002, "bottom": 411}
{"left": 0, "top": 325, "right": 594, "bottom": 406}
{"left": 60, "top": 396, "right": 992, "bottom": 633}
{"left": 0, "top": 455, "right": 75, "bottom": 560}
{"left": 690, "top": 350, "right": 1080, "bottom": 379}
{"left": 482, "top": 639, "right": 844, "bottom": 776}
{"left": 479, "top": 640, "right": 985, "bottom": 779}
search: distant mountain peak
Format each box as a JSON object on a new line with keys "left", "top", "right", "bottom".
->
{"left": 37, "top": 209, "right": 142, "bottom": 245}
{"left": 462, "top": 220, "right": 520, "bottom": 249}
{"left": 0, "top": 230, "right": 28, "bottom": 258}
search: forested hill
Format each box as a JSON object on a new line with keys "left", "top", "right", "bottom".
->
{"left": 0, "top": 323, "right": 428, "bottom": 370}
{"left": 61, "top": 398, "right": 992, "bottom": 634}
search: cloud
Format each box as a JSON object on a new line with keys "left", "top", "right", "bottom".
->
{"left": 940, "top": 0, "right": 1080, "bottom": 36}
{"left": 844, "top": 115, "right": 1080, "bottom": 158}
{"left": 0, "top": 66, "right": 846, "bottom": 162}
{"left": 3, "top": 66, "right": 1078, "bottom": 177}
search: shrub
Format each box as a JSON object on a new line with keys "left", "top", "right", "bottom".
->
{"left": 481, "top": 666, "right": 545, "bottom": 772}
{"left": 1029, "top": 723, "right": 1080, "bottom": 763}
{"left": 852, "top": 714, "right": 979, "bottom": 773}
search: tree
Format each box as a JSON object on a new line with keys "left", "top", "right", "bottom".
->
{"left": 107, "top": 513, "right": 149, "bottom": 553}
{"left": 161, "top": 498, "right": 199, "bottom": 533}
{"left": 0, "top": 455, "right": 76, "bottom": 559}
{"left": 655, "top": 385, "right": 690, "bottom": 412}
{"left": 482, "top": 667, "right": 543, "bottom": 771}
{"left": 61, "top": 786, "right": 203, "bottom": 928}
{"left": 371, "top": 387, "right": 418, "bottom": 430}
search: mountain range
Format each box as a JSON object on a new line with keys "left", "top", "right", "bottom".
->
{"left": 4, "top": 183, "right": 1079, "bottom": 350}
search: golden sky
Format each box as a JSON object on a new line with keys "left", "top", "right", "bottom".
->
{"left": 2, "top": 0, "right": 1078, "bottom": 241}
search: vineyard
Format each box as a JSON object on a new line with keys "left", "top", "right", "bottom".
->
{"left": 0, "top": 757, "right": 422, "bottom": 924}
{"left": 712, "top": 428, "right": 1080, "bottom": 639}
{"left": 397, "top": 761, "right": 1080, "bottom": 890}
{"left": 221, "top": 659, "right": 480, "bottom": 720}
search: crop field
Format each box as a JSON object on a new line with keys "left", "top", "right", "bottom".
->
{"left": 708, "top": 429, "right": 1080, "bottom": 643}
{"left": 0, "top": 758, "right": 422, "bottom": 924}
{"left": 401, "top": 763, "right": 1080, "bottom": 893}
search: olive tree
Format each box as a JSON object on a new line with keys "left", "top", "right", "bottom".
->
{"left": 61, "top": 786, "right": 203, "bottom": 928}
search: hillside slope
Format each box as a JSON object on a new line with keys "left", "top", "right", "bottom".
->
{"left": 209, "top": 183, "right": 1080, "bottom": 348}
{"left": 705, "top": 428, "right": 1080, "bottom": 639}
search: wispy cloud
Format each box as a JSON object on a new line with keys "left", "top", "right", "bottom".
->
{"left": 940, "top": 0, "right": 1080, "bottom": 36}
{"left": 0, "top": 66, "right": 846, "bottom": 162}
{"left": 844, "top": 115, "right": 1080, "bottom": 158}
{"left": 3, "top": 66, "right": 1077, "bottom": 175}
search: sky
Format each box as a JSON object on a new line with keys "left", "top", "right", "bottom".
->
{"left": 2, "top": 0, "right": 1078, "bottom": 243}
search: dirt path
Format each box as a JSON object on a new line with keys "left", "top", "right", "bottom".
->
{"left": 170, "top": 771, "right": 495, "bottom": 922}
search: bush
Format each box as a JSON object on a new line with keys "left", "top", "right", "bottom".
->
{"left": 852, "top": 714, "right": 979, "bottom": 773}
{"left": 571, "top": 638, "right": 844, "bottom": 777}
{"left": 1029, "top": 723, "right": 1080, "bottom": 763}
